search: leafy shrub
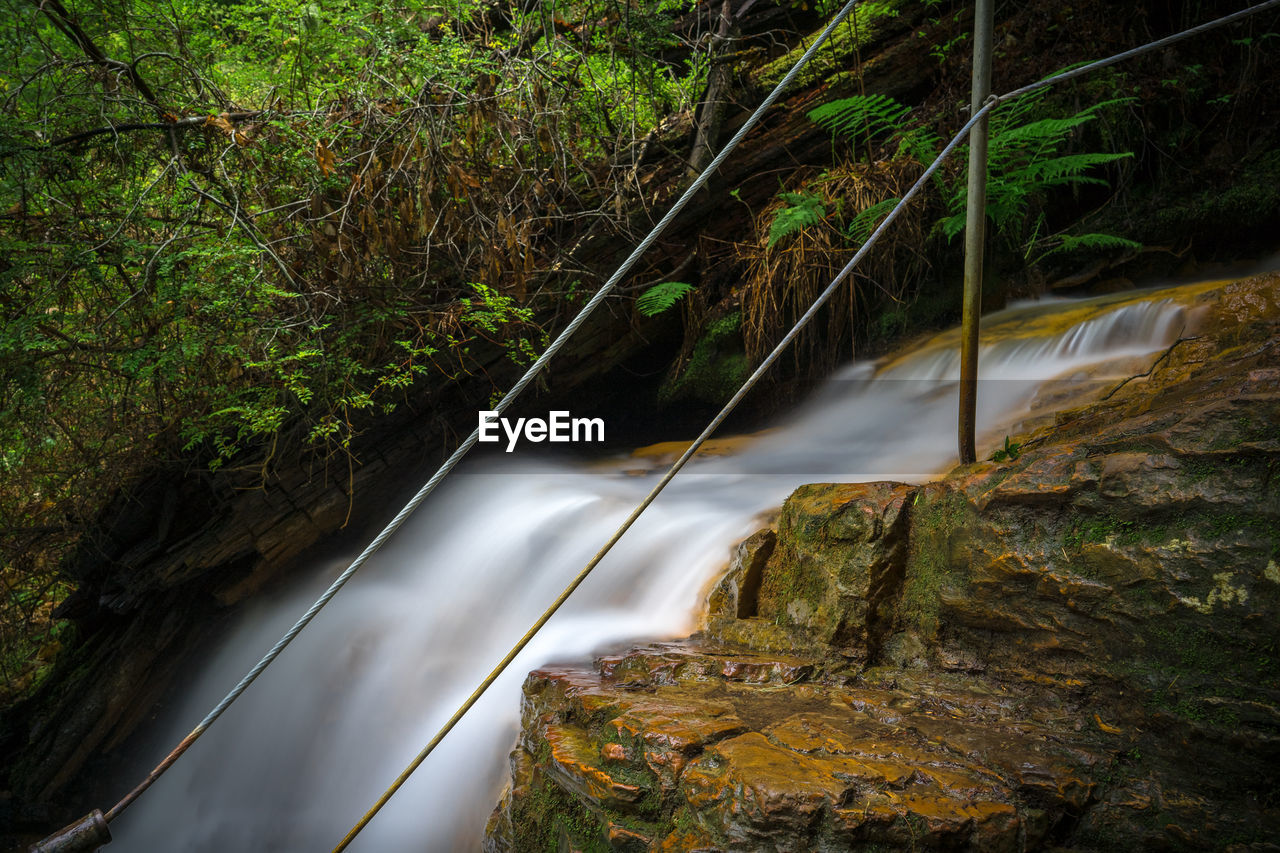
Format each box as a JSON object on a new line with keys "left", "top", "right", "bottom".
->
{"left": 809, "top": 84, "right": 1139, "bottom": 260}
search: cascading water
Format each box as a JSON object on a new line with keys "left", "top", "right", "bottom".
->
{"left": 104, "top": 287, "right": 1195, "bottom": 851}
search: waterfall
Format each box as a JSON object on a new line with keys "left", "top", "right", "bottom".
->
{"left": 105, "top": 287, "right": 1194, "bottom": 851}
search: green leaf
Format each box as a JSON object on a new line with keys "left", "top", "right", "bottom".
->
{"left": 847, "top": 197, "right": 900, "bottom": 246}
{"left": 1036, "top": 233, "right": 1143, "bottom": 260}
{"left": 989, "top": 435, "right": 1021, "bottom": 462}
{"left": 636, "top": 281, "right": 694, "bottom": 317}
{"left": 768, "top": 191, "right": 826, "bottom": 247}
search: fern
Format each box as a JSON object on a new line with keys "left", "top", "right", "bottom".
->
{"left": 808, "top": 94, "right": 911, "bottom": 151}
{"left": 636, "top": 281, "right": 693, "bottom": 317}
{"left": 938, "top": 89, "right": 1137, "bottom": 249}
{"left": 1035, "top": 233, "right": 1143, "bottom": 260}
{"left": 803, "top": 81, "right": 1140, "bottom": 261}
{"left": 1017, "top": 151, "right": 1132, "bottom": 187}
{"left": 847, "top": 197, "right": 900, "bottom": 245}
{"left": 939, "top": 209, "right": 966, "bottom": 241}
{"left": 896, "top": 126, "right": 941, "bottom": 167}
{"left": 996, "top": 115, "right": 1094, "bottom": 147}
{"left": 768, "top": 191, "right": 826, "bottom": 247}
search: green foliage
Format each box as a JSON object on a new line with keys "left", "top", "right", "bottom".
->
{"left": 847, "top": 197, "right": 900, "bottom": 246}
{"left": 0, "top": 0, "right": 709, "bottom": 487}
{"left": 0, "top": 0, "right": 710, "bottom": 700}
{"left": 0, "top": 568, "right": 74, "bottom": 704}
{"left": 636, "top": 282, "right": 694, "bottom": 317}
{"left": 756, "top": 0, "right": 901, "bottom": 89}
{"left": 768, "top": 191, "right": 827, "bottom": 246}
{"left": 988, "top": 435, "right": 1021, "bottom": 463}
{"left": 808, "top": 84, "right": 1138, "bottom": 261}
{"left": 0, "top": 0, "right": 704, "bottom": 481}
{"left": 1033, "top": 232, "right": 1143, "bottom": 261}
{"left": 929, "top": 32, "right": 968, "bottom": 64}
{"left": 937, "top": 91, "right": 1136, "bottom": 250}
{"left": 808, "top": 94, "right": 911, "bottom": 154}
{"left": 895, "top": 125, "right": 944, "bottom": 168}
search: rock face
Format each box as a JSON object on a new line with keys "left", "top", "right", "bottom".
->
{"left": 488, "top": 646, "right": 1110, "bottom": 852}
{"left": 1, "top": 7, "right": 949, "bottom": 826}
{"left": 486, "top": 273, "right": 1280, "bottom": 851}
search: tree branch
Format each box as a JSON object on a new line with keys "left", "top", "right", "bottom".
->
{"left": 33, "top": 0, "right": 163, "bottom": 112}
{"left": 44, "top": 111, "right": 266, "bottom": 149}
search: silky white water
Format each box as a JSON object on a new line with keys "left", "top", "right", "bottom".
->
{"left": 106, "top": 289, "right": 1192, "bottom": 851}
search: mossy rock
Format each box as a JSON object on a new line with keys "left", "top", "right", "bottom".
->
{"left": 755, "top": 481, "right": 917, "bottom": 662}
{"left": 658, "top": 311, "right": 751, "bottom": 409}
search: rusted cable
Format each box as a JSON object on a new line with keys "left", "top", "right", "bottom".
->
{"left": 330, "top": 2, "right": 1280, "bottom": 849}
{"left": 51, "top": 0, "right": 866, "bottom": 843}
{"left": 34, "top": 1, "right": 1280, "bottom": 850}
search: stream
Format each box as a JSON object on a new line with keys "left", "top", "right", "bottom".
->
{"left": 106, "top": 286, "right": 1197, "bottom": 851}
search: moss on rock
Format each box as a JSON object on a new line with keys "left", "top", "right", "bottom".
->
{"left": 658, "top": 312, "right": 751, "bottom": 409}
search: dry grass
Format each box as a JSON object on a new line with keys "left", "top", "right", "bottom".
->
{"left": 740, "top": 156, "right": 935, "bottom": 376}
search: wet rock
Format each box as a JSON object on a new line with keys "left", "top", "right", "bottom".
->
{"left": 707, "top": 529, "right": 775, "bottom": 621}
{"left": 595, "top": 643, "right": 813, "bottom": 687}
{"left": 489, "top": 272, "right": 1280, "bottom": 853}
{"left": 490, "top": 641, "right": 1111, "bottom": 852}
{"left": 544, "top": 723, "right": 647, "bottom": 809}
{"left": 755, "top": 481, "right": 916, "bottom": 662}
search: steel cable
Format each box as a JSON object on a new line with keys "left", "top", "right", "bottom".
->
{"left": 32, "top": 0, "right": 1273, "bottom": 847}
{"left": 331, "top": 1, "right": 1280, "bottom": 848}
{"left": 99, "top": 0, "right": 868, "bottom": 828}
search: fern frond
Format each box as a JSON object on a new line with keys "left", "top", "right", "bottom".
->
{"left": 1077, "top": 96, "right": 1138, "bottom": 118}
{"left": 940, "top": 181, "right": 1032, "bottom": 239}
{"left": 768, "top": 191, "right": 826, "bottom": 247}
{"left": 1015, "top": 151, "right": 1132, "bottom": 185}
{"left": 940, "top": 211, "right": 965, "bottom": 241}
{"left": 847, "top": 197, "right": 900, "bottom": 245}
{"left": 986, "top": 189, "right": 1032, "bottom": 231}
{"left": 636, "top": 281, "right": 693, "bottom": 317}
{"left": 1037, "top": 233, "right": 1143, "bottom": 259}
{"left": 989, "top": 87, "right": 1046, "bottom": 132}
{"left": 997, "top": 115, "right": 1094, "bottom": 146}
{"left": 808, "top": 94, "right": 910, "bottom": 144}
{"left": 895, "top": 127, "right": 941, "bottom": 165}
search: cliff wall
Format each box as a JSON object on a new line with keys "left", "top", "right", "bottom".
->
{"left": 487, "top": 273, "right": 1280, "bottom": 851}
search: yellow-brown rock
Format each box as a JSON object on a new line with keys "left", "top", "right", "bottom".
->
{"left": 488, "top": 642, "right": 1115, "bottom": 851}
{"left": 487, "top": 273, "right": 1280, "bottom": 853}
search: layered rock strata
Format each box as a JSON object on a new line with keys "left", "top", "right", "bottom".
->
{"left": 486, "top": 273, "right": 1280, "bottom": 851}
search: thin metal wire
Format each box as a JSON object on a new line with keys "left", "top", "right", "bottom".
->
{"left": 331, "top": 97, "right": 996, "bottom": 853}
{"left": 102, "top": 0, "right": 867, "bottom": 827}
{"left": 997, "top": 0, "right": 1280, "bottom": 105}
{"left": 332, "top": 2, "right": 1280, "bottom": 848}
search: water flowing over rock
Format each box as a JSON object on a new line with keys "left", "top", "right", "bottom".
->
{"left": 487, "top": 273, "right": 1280, "bottom": 851}
{"left": 32, "top": 273, "right": 1268, "bottom": 851}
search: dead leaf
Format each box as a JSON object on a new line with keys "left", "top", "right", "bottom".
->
{"left": 205, "top": 113, "right": 236, "bottom": 137}
{"left": 315, "top": 141, "right": 337, "bottom": 176}
{"left": 537, "top": 126, "right": 554, "bottom": 154}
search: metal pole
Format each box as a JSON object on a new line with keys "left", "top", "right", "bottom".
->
{"left": 958, "top": 0, "right": 993, "bottom": 464}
